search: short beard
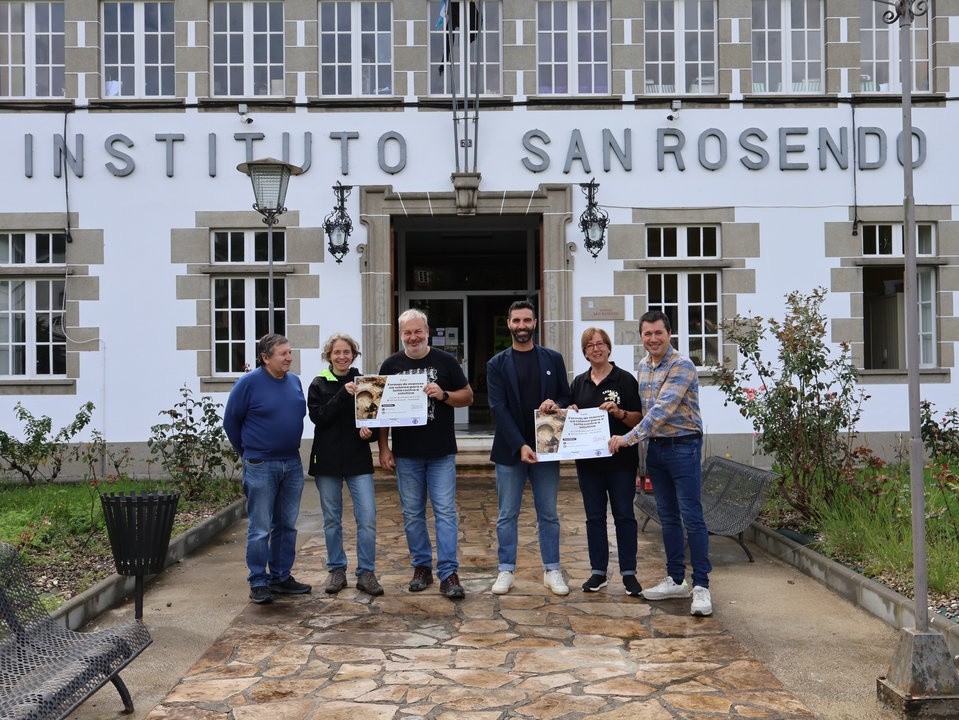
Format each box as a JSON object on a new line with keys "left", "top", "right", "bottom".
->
{"left": 511, "top": 328, "right": 532, "bottom": 345}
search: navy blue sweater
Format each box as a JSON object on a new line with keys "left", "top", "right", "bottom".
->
{"left": 223, "top": 366, "right": 305, "bottom": 460}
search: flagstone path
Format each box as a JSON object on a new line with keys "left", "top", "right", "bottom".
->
{"left": 144, "top": 480, "right": 815, "bottom": 719}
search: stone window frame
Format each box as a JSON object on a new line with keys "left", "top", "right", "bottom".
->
{"left": 172, "top": 210, "right": 322, "bottom": 393}
{"left": 534, "top": 0, "right": 611, "bottom": 96}
{"left": 0, "top": 212, "right": 101, "bottom": 396}
{"left": 606, "top": 207, "right": 758, "bottom": 371}
{"left": 827, "top": 205, "right": 955, "bottom": 384}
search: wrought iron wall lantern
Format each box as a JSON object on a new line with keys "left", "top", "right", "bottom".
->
{"left": 324, "top": 182, "right": 354, "bottom": 263}
{"left": 578, "top": 179, "right": 609, "bottom": 258}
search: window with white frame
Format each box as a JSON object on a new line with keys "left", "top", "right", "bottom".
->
{"left": 0, "top": 2, "right": 64, "bottom": 98}
{"left": 319, "top": 1, "right": 392, "bottom": 96}
{"left": 861, "top": 222, "right": 936, "bottom": 369}
{"left": 751, "top": 0, "right": 822, "bottom": 93}
{"left": 645, "top": 226, "right": 720, "bottom": 367}
{"left": 211, "top": 1, "right": 284, "bottom": 97}
{"left": 211, "top": 229, "right": 286, "bottom": 374}
{"left": 536, "top": 1, "right": 609, "bottom": 95}
{"left": 428, "top": 0, "right": 501, "bottom": 96}
{"left": 102, "top": 2, "right": 175, "bottom": 97}
{"left": 644, "top": 0, "right": 716, "bottom": 94}
{"left": 859, "top": 0, "right": 930, "bottom": 93}
{"left": 0, "top": 232, "right": 67, "bottom": 376}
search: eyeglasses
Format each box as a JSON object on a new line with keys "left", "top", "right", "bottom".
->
{"left": 584, "top": 342, "right": 607, "bottom": 350}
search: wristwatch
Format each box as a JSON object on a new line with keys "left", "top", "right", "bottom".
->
{"left": 442, "top": 391, "right": 450, "bottom": 402}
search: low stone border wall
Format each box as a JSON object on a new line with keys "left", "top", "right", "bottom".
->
{"left": 53, "top": 498, "right": 247, "bottom": 630}
{"left": 747, "top": 522, "right": 959, "bottom": 658}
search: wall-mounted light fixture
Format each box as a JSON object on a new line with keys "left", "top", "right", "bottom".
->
{"left": 236, "top": 157, "right": 302, "bottom": 333}
{"left": 324, "top": 181, "right": 354, "bottom": 263}
{"left": 578, "top": 179, "right": 609, "bottom": 258}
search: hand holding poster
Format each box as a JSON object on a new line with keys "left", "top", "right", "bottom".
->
{"left": 355, "top": 373, "right": 429, "bottom": 428}
{"left": 535, "top": 408, "right": 612, "bottom": 461}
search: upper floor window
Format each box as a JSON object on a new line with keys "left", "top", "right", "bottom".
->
{"left": 211, "top": 1, "right": 284, "bottom": 97}
{"left": 751, "top": 0, "right": 822, "bottom": 93}
{"left": 428, "top": 0, "right": 501, "bottom": 96}
{"left": 860, "top": 0, "right": 930, "bottom": 93}
{"left": 536, "top": 1, "right": 609, "bottom": 95}
{"left": 102, "top": 2, "right": 175, "bottom": 97}
{"left": 211, "top": 229, "right": 286, "bottom": 374}
{"left": 645, "top": 226, "right": 720, "bottom": 367}
{"left": 0, "top": 232, "right": 67, "bottom": 377}
{"left": 0, "top": 2, "right": 64, "bottom": 98}
{"left": 319, "top": 1, "right": 392, "bottom": 96}
{"left": 644, "top": 0, "right": 716, "bottom": 94}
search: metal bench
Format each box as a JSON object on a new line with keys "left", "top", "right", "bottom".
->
{"left": 0, "top": 542, "right": 152, "bottom": 720}
{"left": 635, "top": 455, "right": 777, "bottom": 562}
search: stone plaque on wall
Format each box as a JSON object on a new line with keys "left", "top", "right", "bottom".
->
{"left": 581, "top": 296, "right": 625, "bottom": 321}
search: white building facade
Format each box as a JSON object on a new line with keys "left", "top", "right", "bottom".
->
{"left": 1, "top": 0, "right": 957, "bottom": 458}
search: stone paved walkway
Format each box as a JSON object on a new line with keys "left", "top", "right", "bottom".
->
{"left": 144, "top": 480, "right": 815, "bottom": 720}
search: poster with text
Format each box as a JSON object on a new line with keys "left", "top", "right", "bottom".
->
{"left": 355, "top": 373, "right": 428, "bottom": 428}
{"left": 534, "top": 408, "right": 612, "bottom": 461}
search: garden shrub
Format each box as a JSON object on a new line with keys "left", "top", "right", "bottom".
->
{"left": 712, "top": 287, "right": 870, "bottom": 521}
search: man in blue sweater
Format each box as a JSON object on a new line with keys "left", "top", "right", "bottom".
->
{"left": 224, "top": 334, "right": 310, "bottom": 605}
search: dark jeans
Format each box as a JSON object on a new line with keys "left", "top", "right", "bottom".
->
{"left": 576, "top": 465, "right": 638, "bottom": 575}
{"left": 646, "top": 436, "right": 712, "bottom": 588}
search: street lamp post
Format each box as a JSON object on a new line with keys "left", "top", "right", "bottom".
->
{"left": 873, "top": 0, "right": 959, "bottom": 714}
{"left": 236, "top": 158, "right": 303, "bottom": 334}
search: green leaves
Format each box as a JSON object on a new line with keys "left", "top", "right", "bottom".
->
{"left": 0, "top": 402, "right": 94, "bottom": 485}
{"left": 711, "top": 287, "right": 870, "bottom": 521}
{"left": 147, "top": 386, "right": 240, "bottom": 501}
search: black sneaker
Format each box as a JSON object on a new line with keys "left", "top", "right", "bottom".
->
{"left": 356, "top": 571, "right": 384, "bottom": 596}
{"left": 249, "top": 585, "right": 273, "bottom": 604}
{"left": 623, "top": 575, "right": 643, "bottom": 597}
{"left": 269, "top": 576, "right": 312, "bottom": 594}
{"left": 408, "top": 566, "right": 433, "bottom": 592}
{"left": 439, "top": 572, "right": 465, "bottom": 600}
{"left": 582, "top": 574, "right": 609, "bottom": 592}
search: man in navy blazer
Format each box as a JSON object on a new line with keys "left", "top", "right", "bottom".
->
{"left": 486, "top": 300, "right": 572, "bottom": 596}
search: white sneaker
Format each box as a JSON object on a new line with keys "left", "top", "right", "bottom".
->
{"left": 543, "top": 569, "right": 569, "bottom": 596}
{"left": 691, "top": 586, "right": 712, "bottom": 616}
{"left": 642, "top": 576, "right": 690, "bottom": 601}
{"left": 491, "top": 571, "right": 514, "bottom": 595}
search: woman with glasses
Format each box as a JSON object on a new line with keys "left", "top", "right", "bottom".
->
{"left": 568, "top": 327, "right": 643, "bottom": 596}
{"left": 308, "top": 333, "right": 383, "bottom": 596}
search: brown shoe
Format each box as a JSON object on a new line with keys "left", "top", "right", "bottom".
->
{"left": 356, "top": 571, "right": 384, "bottom": 596}
{"left": 325, "top": 568, "right": 347, "bottom": 594}
{"left": 408, "top": 566, "right": 433, "bottom": 592}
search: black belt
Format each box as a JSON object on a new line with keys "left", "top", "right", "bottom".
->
{"left": 649, "top": 433, "right": 702, "bottom": 444}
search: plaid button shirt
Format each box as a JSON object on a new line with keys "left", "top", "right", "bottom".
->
{"left": 624, "top": 344, "right": 702, "bottom": 445}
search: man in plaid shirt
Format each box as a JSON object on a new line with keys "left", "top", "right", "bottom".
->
{"left": 609, "top": 310, "right": 712, "bottom": 616}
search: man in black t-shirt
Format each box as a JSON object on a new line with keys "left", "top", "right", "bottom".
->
{"left": 378, "top": 309, "right": 473, "bottom": 599}
{"left": 486, "top": 300, "right": 571, "bottom": 597}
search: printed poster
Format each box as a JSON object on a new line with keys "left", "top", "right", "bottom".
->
{"left": 354, "top": 373, "right": 429, "bottom": 428}
{"left": 534, "top": 408, "right": 612, "bottom": 462}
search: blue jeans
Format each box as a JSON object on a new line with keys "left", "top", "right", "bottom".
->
{"left": 394, "top": 454, "right": 459, "bottom": 581}
{"left": 495, "top": 461, "right": 560, "bottom": 571}
{"left": 242, "top": 457, "right": 304, "bottom": 588}
{"left": 645, "top": 436, "right": 712, "bottom": 588}
{"left": 577, "top": 465, "right": 638, "bottom": 575}
{"left": 314, "top": 473, "right": 376, "bottom": 575}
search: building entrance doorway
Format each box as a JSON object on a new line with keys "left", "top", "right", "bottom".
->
{"left": 396, "top": 216, "right": 540, "bottom": 430}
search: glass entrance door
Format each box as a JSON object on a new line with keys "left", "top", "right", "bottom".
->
{"left": 407, "top": 297, "right": 468, "bottom": 425}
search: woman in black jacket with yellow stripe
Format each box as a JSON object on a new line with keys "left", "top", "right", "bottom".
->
{"left": 308, "top": 333, "right": 381, "bottom": 596}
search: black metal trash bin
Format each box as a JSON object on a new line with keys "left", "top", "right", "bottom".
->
{"left": 101, "top": 490, "right": 181, "bottom": 619}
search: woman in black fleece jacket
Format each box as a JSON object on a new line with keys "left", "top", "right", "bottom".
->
{"left": 308, "top": 333, "right": 382, "bottom": 596}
